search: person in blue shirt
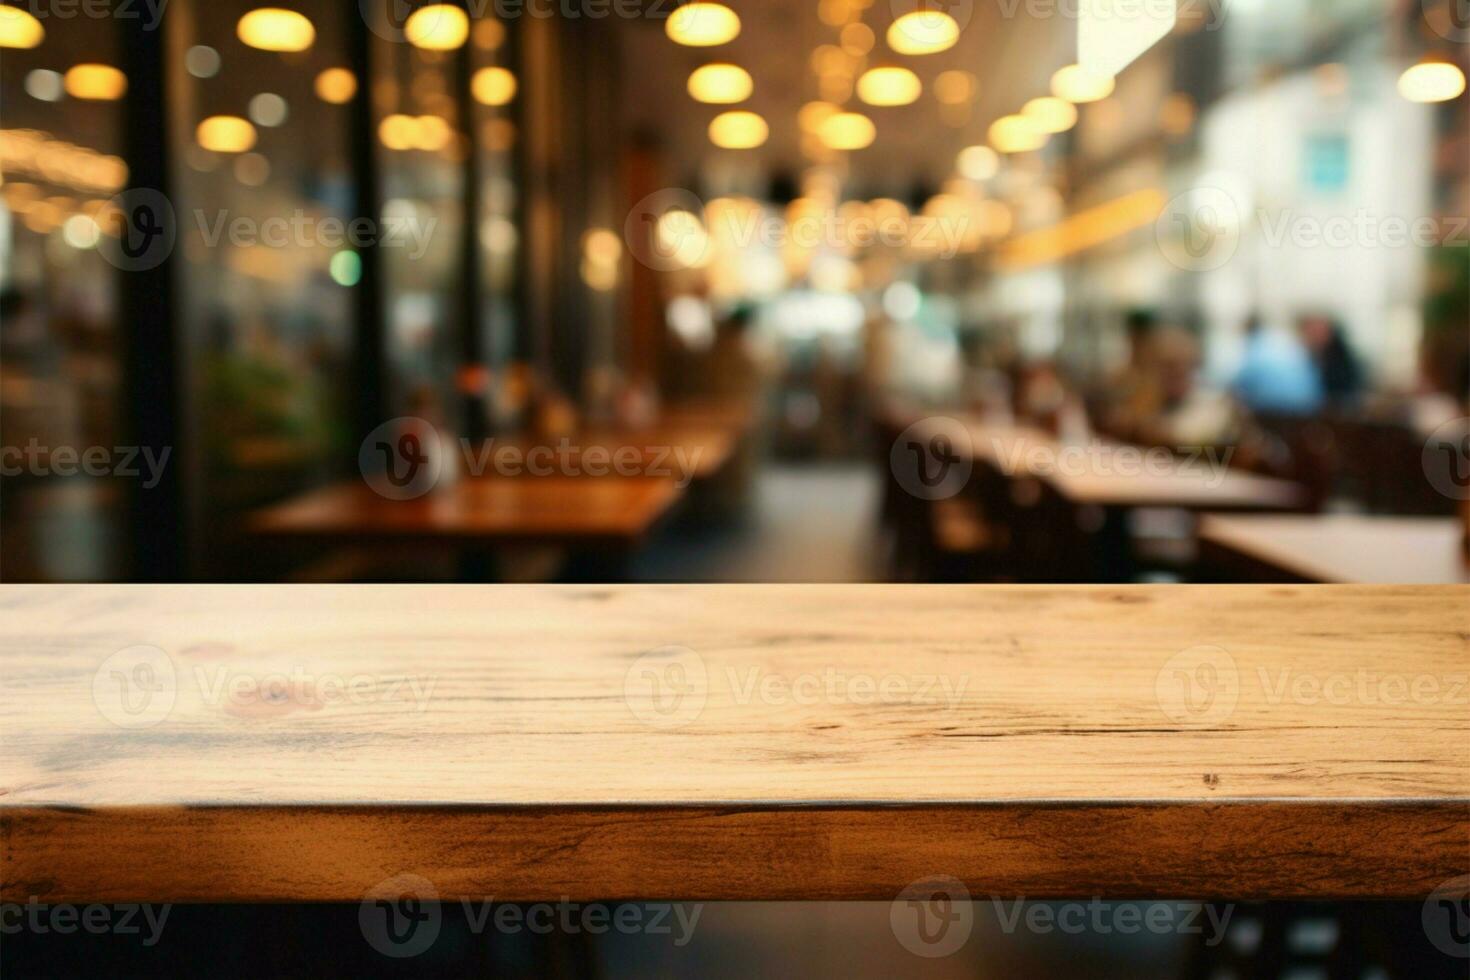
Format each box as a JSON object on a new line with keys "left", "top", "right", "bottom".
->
{"left": 1231, "top": 313, "right": 1324, "bottom": 415}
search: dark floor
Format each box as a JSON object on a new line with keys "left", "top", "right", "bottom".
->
{"left": 6, "top": 900, "right": 1463, "bottom": 978}
{"left": 633, "top": 462, "right": 883, "bottom": 583}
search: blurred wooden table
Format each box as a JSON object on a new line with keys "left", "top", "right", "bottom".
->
{"left": 3, "top": 584, "right": 1465, "bottom": 902}
{"left": 250, "top": 398, "right": 756, "bottom": 550}
{"left": 1200, "top": 514, "right": 1470, "bottom": 584}
{"left": 935, "top": 418, "right": 1304, "bottom": 511}
{"left": 249, "top": 475, "right": 682, "bottom": 547}
{"left": 475, "top": 421, "right": 737, "bottom": 484}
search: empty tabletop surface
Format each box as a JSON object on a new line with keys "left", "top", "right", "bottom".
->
{"left": 249, "top": 475, "right": 682, "bottom": 545}
{"left": 2, "top": 585, "right": 1466, "bottom": 901}
{"left": 923, "top": 417, "right": 1304, "bottom": 510}
{"left": 1200, "top": 514, "right": 1470, "bottom": 584}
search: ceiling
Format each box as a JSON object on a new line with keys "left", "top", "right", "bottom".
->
{"left": 618, "top": 0, "right": 1075, "bottom": 196}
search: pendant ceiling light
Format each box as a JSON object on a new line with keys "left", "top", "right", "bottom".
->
{"left": 666, "top": 3, "right": 740, "bottom": 47}
{"left": 237, "top": 8, "right": 316, "bottom": 52}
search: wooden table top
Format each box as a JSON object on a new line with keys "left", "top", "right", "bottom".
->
{"left": 249, "top": 475, "right": 682, "bottom": 546}
{"left": 1200, "top": 514, "right": 1470, "bottom": 584}
{"left": 3, "top": 585, "right": 1465, "bottom": 902}
{"left": 921, "top": 417, "right": 1304, "bottom": 511}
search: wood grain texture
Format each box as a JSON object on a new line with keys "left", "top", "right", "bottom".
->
{"left": 1199, "top": 514, "right": 1470, "bottom": 584}
{"left": 2, "top": 585, "right": 1467, "bottom": 901}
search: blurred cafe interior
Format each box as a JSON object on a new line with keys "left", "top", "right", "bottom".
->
{"left": 1, "top": 0, "right": 1468, "bottom": 587}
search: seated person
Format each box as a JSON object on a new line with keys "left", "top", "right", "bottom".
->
{"left": 1133, "top": 326, "right": 1245, "bottom": 453}
{"left": 1231, "top": 313, "right": 1323, "bottom": 415}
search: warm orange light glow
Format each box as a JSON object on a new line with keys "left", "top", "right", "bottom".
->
{"left": 819, "top": 111, "right": 876, "bottom": 150}
{"left": 314, "top": 68, "right": 357, "bottom": 104}
{"left": 1398, "top": 59, "right": 1466, "bottom": 103}
{"left": 472, "top": 18, "right": 505, "bottom": 51}
{"left": 708, "top": 110, "right": 768, "bottom": 149}
{"left": 196, "top": 115, "right": 258, "bottom": 153}
{"left": 1051, "top": 64, "right": 1115, "bottom": 103}
{"left": 0, "top": 5, "right": 44, "bottom": 48}
{"left": 886, "top": 11, "right": 959, "bottom": 55}
{"left": 857, "top": 66, "right": 921, "bottom": 106}
{"left": 411, "top": 115, "right": 452, "bottom": 151}
{"left": 934, "top": 70, "right": 976, "bottom": 105}
{"left": 988, "top": 114, "right": 1046, "bottom": 153}
{"left": 956, "top": 144, "right": 999, "bottom": 180}
{"left": 839, "top": 22, "right": 874, "bottom": 56}
{"left": 237, "top": 8, "right": 316, "bottom": 53}
{"left": 687, "top": 63, "right": 752, "bottom": 104}
{"left": 471, "top": 66, "right": 517, "bottom": 105}
{"left": 999, "top": 188, "right": 1166, "bottom": 269}
{"left": 1022, "top": 96, "right": 1078, "bottom": 134}
{"left": 64, "top": 65, "right": 128, "bottom": 101}
{"left": 666, "top": 3, "right": 740, "bottom": 47}
{"left": 404, "top": 4, "right": 469, "bottom": 50}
